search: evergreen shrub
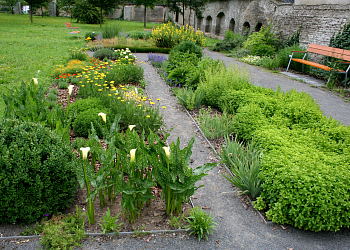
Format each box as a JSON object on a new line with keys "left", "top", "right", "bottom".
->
{"left": 0, "top": 119, "right": 77, "bottom": 224}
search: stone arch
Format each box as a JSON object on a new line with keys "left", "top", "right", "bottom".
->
{"left": 243, "top": 21, "right": 250, "bottom": 36}
{"left": 205, "top": 16, "right": 212, "bottom": 33}
{"left": 197, "top": 17, "right": 203, "bottom": 31}
{"left": 255, "top": 22, "right": 263, "bottom": 32}
{"left": 229, "top": 18, "right": 235, "bottom": 33}
{"left": 215, "top": 12, "right": 225, "bottom": 36}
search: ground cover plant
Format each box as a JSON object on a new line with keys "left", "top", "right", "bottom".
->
{"left": 150, "top": 47, "right": 350, "bottom": 232}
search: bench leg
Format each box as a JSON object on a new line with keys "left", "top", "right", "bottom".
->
{"left": 286, "top": 55, "right": 292, "bottom": 72}
{"left": 345, "top": 74, "right": 348, "bottom": 87}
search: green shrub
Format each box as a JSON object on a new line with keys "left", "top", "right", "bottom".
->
{"left": 277, "top": 44, "right": 306, "bottom": 70}
{"left": 67, "top": 97, "right": 104, "bottom": 122}
{"left": 0, "top": 119, "right": 77, "bottom": 224}
{"left": 185, "top": 207, "right": 217, "bottom": 241}
{"left": 166, "top": 52, "right": 199, "bottom": 86}
{"left": 104, "top": 63, "right": 144, "bottom": 86}
{"left": 93, "top": 48, "right": 114, "bottom": 60}
{"left": 68, "top": 49, "right": 89, "bottom": 61}
{"left": 170, "top": 41, "right": 203, "bottom": 58}
{"left": 85, "top": 31, "right": 98, "bottom": 41}
{"left": 47, "top": 92, "right": 57, "bottom": 102}
{"left": 260, "top": 56, "right": 280, "bottom": 70}
{"left": 330, "top": 21, "right": 350, "bottom": 50}
{"left": 72, "top": 1, "right": 101, "bottom": 24}
{"left": 101, "top": 21, "right": 121, "bottom": 39}
{"left": 197, "top": 65, "right": 251, "bottom": 109}
{"left": 213, "top": 31, "right": 245, "bottom": 51}
{"left": 254, "top": 126, "right": 350, "bottom": 231}
{"left": 58, "top": 81, "right": 69, "bottom": 89}
{"left": 72, "top": 108, "right": 113, "bottom": 137}
{"left": 243, "top": 23, "right": 280, "bottom": 56}
{"left": 128, "top": 31, "right": 152, "bottom": 40}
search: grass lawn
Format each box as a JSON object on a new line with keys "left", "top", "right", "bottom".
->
{"left": 0, "top": 13, "right": 157, "bottom": 117}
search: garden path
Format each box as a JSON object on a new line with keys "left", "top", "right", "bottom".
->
{"left": 2, "top": 51, "right": 350, "bottom": 250}
{"left": 82, "top": 53, "right": 350, "bottom": 249}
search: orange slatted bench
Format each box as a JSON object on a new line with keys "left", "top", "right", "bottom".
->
{"left": 286, "top": 44, "right": 350, "bottom": 86}
{"left": 65, "top": 22, "right": 81, "bottom": 39}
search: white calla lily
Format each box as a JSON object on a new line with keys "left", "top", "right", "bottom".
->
{"left": 130, "top": 149, "right": 137, "bottom": 163}
{"left": 68, "top": 85, "right": 74, "bottom": 96}
{"left": 163, "top": 146, "right": 170, "bottom": 159}
{"left": 80, "top": 147, "right": 90, "bottom": 160}
{"left": 32, "top": 78, "right": 38, "bottom": 85}
{"left": 129, "top": 125, "right": 136, "bottom": 131}
{"left": 98, "top": 112, "right": 106, "bottom": 123}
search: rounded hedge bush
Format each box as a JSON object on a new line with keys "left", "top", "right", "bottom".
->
{"left": 0, "top": 119, "right": 77, "bottom": 224}
{"left": 170, "top": 41, "right": 203, "bottom": 58}
{"left": 67, "top": 97, "right": 104, "bottom": 122}
{"left": 93, "top": 48, "right": 114, "bottom": 60}
{"left": 72, "top": 108, "right": 113, "bottom": 137}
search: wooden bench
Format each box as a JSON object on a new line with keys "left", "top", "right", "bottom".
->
{"left": 65, "top": 22, "right": 81, "bottom": 39}
{"left": 286, "top": 44, "right": 350, "bottom": 86}
{"left": 144, "top": 25, "right": 156, "bottom": 32}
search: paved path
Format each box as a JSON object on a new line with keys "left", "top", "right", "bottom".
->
{"left": 2, "top": 51, "right": 350, "bottom": 250}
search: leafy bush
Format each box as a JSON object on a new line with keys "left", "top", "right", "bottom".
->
{"left": 213, "top": 31, "right": 245, "bottom": 51}
{"left": 167, "top": 52, "right": 199, "bottom": 86}
{"left": 128, "top": 30, "right": 152, "bottom": 40}
{"left": 170, "top": 41, "right": 203, "bottom": 58}
{"left": 330, "top": 21, "right": 350, "bottom": 50}
{"left": 254, "top": 125, "right": 350, "bottom": 231}
{"left": 85, "top": 31, "right": 98, "bottom": 41}
{"left": 72, "top": 1, "right": 101, "bottom": 24}
{"left": 72, "top": 108, "right": 113, "bottom": 137}
{"left": 148, "top": 53, "right": 167, "bottom": 68}
{"left": 197, "top": 65, "right": 251, "bottom": 109}
{"left": 260, "top": 56, "right": 280, "bottom": 70}
{"left": 0, "top": 119, "right": 77, "bottom": 224}
{"left": 152, "top": 22, "right": 205, "bottom": 48}
{"left": 243, "top": 23, "right": 280, "bottom": 56}
{"left": 229, "top": 48, "right": 251, "bottom": 58}
{"left": 93, "top": 48, "right": 114, "bottom": 60}
{"left": 277, "top": 44, "right": 306, "bottom": 71}
{"left": 67, "top": 97, "right": 104, "bottom": 122}
{"left": 47, "top": 92, "right": 57, "bottom": 102}
{"left": 58, "top": 81, "right": 69, "bottom": 89}
{"left": 101, "top": 21, "right": 121, "bottom": 39}
{"left": 104, "top": 63, "right": 144, "bottom": 86}
{"left": 68, "top": 49, "right": 89, "bottom": 61}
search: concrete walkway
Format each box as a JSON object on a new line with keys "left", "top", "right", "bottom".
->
{"left": 2, "top": 51, "right": 350, "bottom": 250}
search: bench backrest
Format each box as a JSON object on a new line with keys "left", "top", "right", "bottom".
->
{"left": 307, "top": 44, "right": 350, "bottom": 62}
{"left": 65, "top": 22, "right": 72, "bottom": 29}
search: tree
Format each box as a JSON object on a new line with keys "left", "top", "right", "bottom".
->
{"left": 25, "top": 0, "right": 46, "bottom": 23}
{"left": 2, "top": 0, "right": 19, "bottom": 14}
{"left": 88, "top": 0, "right": 122, "bottom": 28}
{"left": 166, "top": 0, "right": 206, "bottom": 26}
{"left": 134, "top": 0, "right": 158, "bottom": 28}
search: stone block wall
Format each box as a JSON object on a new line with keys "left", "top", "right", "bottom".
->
{"left": 197, "top": 0, "right": 350, "bottom": 47}
{"left": 123, "top": 5, "right": 167, "bottom": 23}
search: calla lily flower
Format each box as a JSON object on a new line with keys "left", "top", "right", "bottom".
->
{"left": 98, "top": 112, "right": 106, "bottom": 123}
{"left": 130, "top": 149, "right": 137, "bottom": 163}
{"left": 68, "top": 85, "right": 74, "bottom": 96}
{"left": 80, "top": 147, "right": 90, "bottom": 160}
{"left": 32, "top": 78, "right": 38, "bottom": 85}
{"left": 129, "top": 125, "right": 136, "bottom": 131}
{"left": 163, "top": 146, "right": 170, "bottom": 159}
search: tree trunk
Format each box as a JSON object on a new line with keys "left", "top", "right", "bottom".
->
{"left": 30, "top": 4, "right": 33, "bottom": 23}
{"left": 182, "top": 2, "right": 185, "bottom": 25}
{"left": 144, "top": 6, "right": 147, "bottom": 28}
{"left": 100, "top": 7, "right": 103, "bottom": 28}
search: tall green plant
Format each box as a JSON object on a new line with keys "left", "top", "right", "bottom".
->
{"left": 151, "top": 137, "right": 217, "bottom": 215}
{"left": 219, "top": 136, "right": 263, "bottom": 199}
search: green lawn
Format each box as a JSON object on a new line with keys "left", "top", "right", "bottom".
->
{"left": 0, "top": 13, "right": 158, "bottom": 117}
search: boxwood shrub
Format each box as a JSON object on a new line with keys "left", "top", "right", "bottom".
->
{"left": 0, "top": 119, "right": 77, "bottom": 224}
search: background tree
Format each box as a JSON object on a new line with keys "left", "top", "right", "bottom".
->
{"left": 1, "top": 0, "right": 20, "bottom": 14}
{"left": 134, "top": 0, "right": 158, "bottom": 28}
{"left": 166, "top": 0, "right": 206, "bottom": 26}
{"left": 57, "top": 0, "right": 76, "bottom": 18}
{"left": 88, "top": 0, "right": 122, "bottom": 28}
{"left": 25, "top": 0, "right": 46, "bottom": 23}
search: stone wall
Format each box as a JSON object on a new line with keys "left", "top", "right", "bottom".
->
{"left": 123, "top": 5, "right": 168, "bottom": 23}
{"left": 196, "top": 0, "right": 350, "bottom": 47}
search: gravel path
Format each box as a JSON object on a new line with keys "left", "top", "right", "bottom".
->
{"left": 2, "top": 51, "right": 350, "bottom": 250}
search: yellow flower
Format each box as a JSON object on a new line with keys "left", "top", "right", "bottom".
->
{"left": 146, "top": 115, "right": 150, "bottom": 118}
{"left": 150, "top": 102, "right": 155, "bottom": 105}
{"left": 162, "top": 106, "right": 166, "bottom": 109}
{"left": 81, "top": 85, "right": 85, "bottom": 87}
{"left": 98, "top": 89, "right": 102, "bottom": 91}
{"left": 108, "top": 94, "right": 112, "bottom": 96}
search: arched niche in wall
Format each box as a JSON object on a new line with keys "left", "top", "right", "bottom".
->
{"left": 205, "top": 16, "right": 212, "bottom": 33}
{"left": 229, "top": 18, "right": 235, "bottom": 33}
{"left": 215, "top": 12, "right": 225, "bottom": 36}
{"left": 255, "top": 22, "right": 263, "bottom": 32}
{"left": 197, "top": 17, "right": 203, "bottom": 31}
{"left": 243, "top": 21, "right": 250, "bottom": 36}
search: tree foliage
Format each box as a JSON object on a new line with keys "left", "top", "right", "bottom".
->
{"left": 134, "top": 0, "right": 158, "bottom": 28}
